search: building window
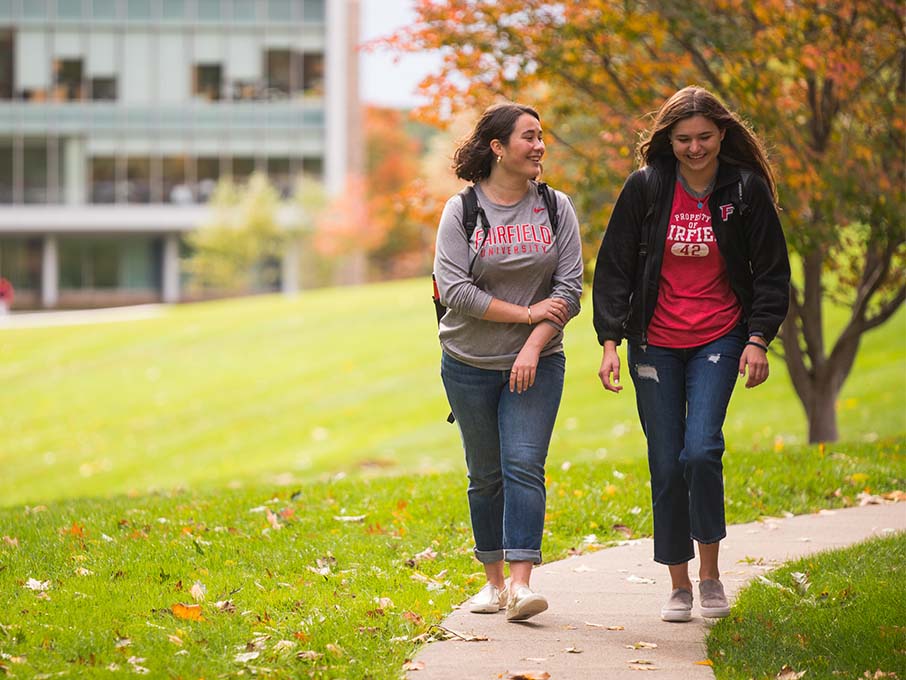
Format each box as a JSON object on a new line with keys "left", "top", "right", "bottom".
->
{"left": 193, "top": 63, "right": 222, "bottom": 101}
{"left": 228, "top": 157, "right": 255, "bottom": 183}
{"left": 53, "top": 58, "right": 84, "bottom": 101}
{"left": 303, "top": 52, "right": 324, "bottom": 95}
{"left": 0, "top": 238, "right": 42, "bottom": 295}
{"left": 127, "top": 0, "right": 153, "bottom": 20}
{"left": 163, "top": 156, "right": 191, "bottom": 204}
{"left": 57, "top": 0, "right": 84, "bottom": 19}
{"left": 232, "top": 0, "right": 257, "bottom": 21}
{"left": 0, "top": 143, "right": 11, "bottom": 204}
{"left": 268, "top": 0, "right": 291, "bottom": 22}
{"left": 90, "top": 156, "right": 116, "bottom": 204}
{"left": 126, "top": 157, "right": 151, "bottom": 203}
{"left": 303, "top": 0, "right": 325, "bottom": 22}
{"left": 90, "top": 76, "right": 117, "bottom": 101}
{"left": 301, "top": 157, "right": 323, "bottom": 180}
{"left": 198, "top": 0, "right": 221, "bottom": 21}
{"left": 92, "top": 0, "right": 118, "bottom": 19}
{"left": 196, "top": 156, "right": 220, "bottom": 202}
{"left": 265, "top": 49, "right": 303, "bottom": 98}
{"left": 60, "top": 238, "right": 119, "bottom": 290}
{"left": 0, "top": 30, "right": 13, "bottom": 100}
{"left": 161, "top": 0, "right": 186, "bottom": 20}
{"left": 24, "top": 0, "right": 47, "bottom": 19}
{"left": 23, "top": 142, "right": 48, "bottom": 204}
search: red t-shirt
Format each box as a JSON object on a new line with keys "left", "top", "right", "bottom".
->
{"left": 646, "top": 180, "right": 742, "bottom": 348}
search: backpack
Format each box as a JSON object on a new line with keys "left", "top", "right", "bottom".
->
{"left": 432, "top": 182, "right": 560, "bottom": 323}
{"left": 432, "top": 182, "right": 561, "bottom": 422}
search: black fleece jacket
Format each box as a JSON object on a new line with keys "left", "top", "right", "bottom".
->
{"left": 592, "top": 159, "right": 790, "bottom": 347}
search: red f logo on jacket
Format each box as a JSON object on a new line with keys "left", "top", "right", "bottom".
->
{"left": 719, "top": 204, "right": 735, "bottom": 221}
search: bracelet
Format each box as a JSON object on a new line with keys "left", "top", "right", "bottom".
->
{"left": 527, "top": 306, "right": 533, "bottom": 325}
{"left": 746, "top": 340, "right": 768, "bottom": 351}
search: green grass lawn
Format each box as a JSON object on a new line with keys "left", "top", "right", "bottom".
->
{"left": 709, "top": 532, "right": 906, "bottom": 680}
{"left": 1, "top": 438, "right": 902, "bottom": 679}
{"left": 2, "top": 277, "right": 905, "bottom": 506}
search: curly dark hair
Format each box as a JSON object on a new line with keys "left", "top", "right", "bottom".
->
{"left": 639, "top": 86, "right": 777, "bottom": 201}
{"left": 452, "top": 103, "right": 540, "bottom": 183}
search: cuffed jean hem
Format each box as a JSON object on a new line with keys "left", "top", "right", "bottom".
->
{"left": 474, "top": 548, "right": 504, "bottom": 564}
{"left": 473, "top": 548, "right": 542, "bottom": 565}
{"left": 505, "top": 549, "right": 542, "bottom": 564}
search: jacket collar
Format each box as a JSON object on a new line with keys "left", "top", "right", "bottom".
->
{"left": 650, "top": 155, "right": 743, "bottom": 191}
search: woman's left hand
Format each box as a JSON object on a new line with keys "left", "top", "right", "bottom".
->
{"left": 510, "top": 346, "right": 541, "bottom": 394}
{"left": 739, "top": 337, "right": 769, "bottom": 388}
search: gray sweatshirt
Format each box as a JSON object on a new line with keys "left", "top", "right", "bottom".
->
{"left": 433, "top": 182, "right": 584, "bottom": 370}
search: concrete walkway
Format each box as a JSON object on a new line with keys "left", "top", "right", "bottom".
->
{"left": 407, "top": 502, "right": 905, "bottom": 679}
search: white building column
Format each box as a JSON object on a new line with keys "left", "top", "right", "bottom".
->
{"left": 161, "top": 233, "right": 180, "bottom": 303}
{"left": 281, "top": 237, "right": 300, "bottom": 295}
{"left": 325, "top": 0, "right": 350, "bottom": 196}
{"left": 41, "top": 234, "right": 58, "bottom": 308}
{"left": 64, "top": 137, "right": 86, "bottom": 205}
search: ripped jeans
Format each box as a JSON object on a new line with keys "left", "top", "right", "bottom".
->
{"left": 628, "top": 325, "right": 745, "bottom": 565}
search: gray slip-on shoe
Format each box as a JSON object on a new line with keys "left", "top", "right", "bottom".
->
{"left": 699, "top": 578, "right": 731, "bottom": 618}
{"left": 660, "top": 587, "right": 693, "bottom": 622}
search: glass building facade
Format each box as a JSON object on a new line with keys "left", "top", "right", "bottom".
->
{"left": 0, "top": 0, "right": 358, "bottom": 308}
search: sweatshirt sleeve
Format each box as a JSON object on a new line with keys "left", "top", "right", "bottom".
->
{"left": 548, "top": 190, "right": 584, "bottom": 321}
{"left": 742, "top": 174, "right": 791, "bottom": 343}
{"left": 433, "top": 194, "right": 493, "bottom": 318}
{"left": 592, "top": 170, "right": 647, "bottom": 345}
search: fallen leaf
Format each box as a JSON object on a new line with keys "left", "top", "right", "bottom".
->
{"left": 776, "top": 665, "right": 807, "bottom": 680}
{"left": 377, "top": 597, "right": 395, "bottom": 609}
{"left": 695, "top": 659, "right": 714, "bottom": 666}
{"left": 297, "top": 650, "right": 323, "bottom": 661}
{"left": 627, "top": 575, "right": 657, "bottom": 584}
{"left": 613, "top": 523, "right": 633, "bottom": 538}
{"left": 504, "top": 672, "right": 551, "bottom": 680}
{"left": 168, "top": 635, "right": 183, "bottom": 646}
{"left": 626, "top": 641, "right": 658, "bottom": 649}
{"left": 265, "top": 508, "right": 282, "bottom": 530}
{"left": 25, "top": 578, "right": 51, "bottom": 591}
{"left": 628, "top": 659, "right": 655, "bottom": 664}
{"left": 326, "top": 643, "right": 344, "bottom": 657}
{"left": 171, "top": 603, "right": 204, "bottom": 621}
{"left": 564, "top": 646, "right": 582, "bottom": 653}
{"left": 115, "top": 638, "right": 131, "bottom": 649}
{"left": 333, "top": 514, "right": 366, "bottom": 522}
{"left": 274, "top": 640, "right": 295, "bottom": 653}
{"left": 214, "top": 600, "right": 236, "bottom": 613}
{"left": 403, "top": 660, "right": 426, "bottom": 671}
{"left": 403, "top": 611, "right": 424, "bottom": 625}
{"left": 607, "top": 625, "right": 625, "bottom": 630}
{"left": 881, "top": 490, "right": 905, "bottom": 502}
{"left": 75, "top": 567, "right": 94, "bottom": 577}
{"left": 189, "top": 581, "right": 206, "bottom": 602}
{"left": 628, "top": 664, "right": 660, "bottom": 671}
{"left": 234, "top": 651, "right": 259, "bottom": 663}
{"left": 2, "top": 536, "right": 18, "bottom": 548}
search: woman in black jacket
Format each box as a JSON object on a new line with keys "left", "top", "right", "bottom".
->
{"left": 592, "top": 86, "right": 790, "bottom": 623}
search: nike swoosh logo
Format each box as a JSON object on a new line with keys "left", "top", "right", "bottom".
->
{"left": 533, "top": 207, "right": 545, "bottom": 213}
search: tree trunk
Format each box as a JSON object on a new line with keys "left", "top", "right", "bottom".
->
{"left": 806, "top": 379, "right": 840, "bottom": 443}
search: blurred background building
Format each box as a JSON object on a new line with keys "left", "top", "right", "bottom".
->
{"left": 0, "top": 0, "right": 360, "bottom": 309}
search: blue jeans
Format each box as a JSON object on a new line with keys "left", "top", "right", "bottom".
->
{"left": 441, "top": 351, "right": 565, "bottom": 565}
{"left": 628, "top": 326, "right": 745, "bottom": 565}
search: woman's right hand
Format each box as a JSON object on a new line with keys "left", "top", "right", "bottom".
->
{"left": 529, "top": 297, "right": 569, "bottom": 326}
{"left": 598, "top": 342, "right": 623, "bottom": 393}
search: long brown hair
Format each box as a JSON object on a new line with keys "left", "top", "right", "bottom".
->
{"left": 453, "top": 103, "right": 540, "bottom": 183}
{"left": 639, "top": 86, "right": 777, "bottom": 201}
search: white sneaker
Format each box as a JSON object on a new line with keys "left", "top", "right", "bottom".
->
{"left": 468, "top": 583, "right": 507, "bottom": 613}
{"left": 506, "top": 585, "right": 548, "bottom": 621}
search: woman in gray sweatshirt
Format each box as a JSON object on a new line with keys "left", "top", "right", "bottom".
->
{"left": 433, "top": 103, "right": 583, "bottom": 621}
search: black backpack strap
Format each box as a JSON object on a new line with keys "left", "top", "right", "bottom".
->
{"left": 458, "top": 185, "right": 480, "bottom": 240}
{"left": 639, "top": 165, "right": 659, "bottom": 258}
{"left": 736, "top": 168, "right": 753, "bottom": 217}
{"left": 537, "top": 182, "right": 559, "bottom": 233}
